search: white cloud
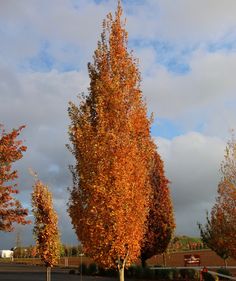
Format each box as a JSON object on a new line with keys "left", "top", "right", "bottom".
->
{"left": 0, "top": 68, "right": 88, "bottom": 247}
{"left": 1, "top": 0, "right": 236, "bottom": 247}
{"left": 157, "top": 0, "right": 236, "bottom": 42}
{"left": 143, "top": 49, "right": 236, "bottom": 137}
{"left": 127, "top": 0, "right": 236, "bottom": 44}
{"left": 0, "top": 68, "right": 88, "bottom": 129}
{"left": 0, "top": 0, "right": 116, "bottom": 69}
{"left": 156, "top": 132, "right": 225, "bottom": 235}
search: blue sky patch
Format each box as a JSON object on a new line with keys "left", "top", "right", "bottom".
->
{"left": 19, "top": 41, "right": 83, "bottom": 73}
{"left": 166, "top": 59, "right": 190, "bottom": 74}
{"left": 28, "top": 50, "right": 54, "bottom": 72}
{"left": 130, "top": 39, "right": 192, "bottom": 75}
{"left": 19, "top": 41, "right": 54, "bottom": 72}
{"left": 208, "top": 40, "right": 236, "bottom": 53}
{"left": 151, "top": 117, "right": 183, "bottom": 139}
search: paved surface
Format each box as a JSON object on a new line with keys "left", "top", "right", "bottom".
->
{"left": 0, "top": 263, "right": 116, "bottom": 281}
{"left": 0, "top": 272, "right": 81, "bottom": 281}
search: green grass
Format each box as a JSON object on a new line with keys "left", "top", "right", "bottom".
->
{"left": 171, "top": 235, "right": 206, "bottom": 251}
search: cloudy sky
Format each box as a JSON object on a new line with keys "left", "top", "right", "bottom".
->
{"left": 1, "top": 0, "right": 236, "bottom": 248}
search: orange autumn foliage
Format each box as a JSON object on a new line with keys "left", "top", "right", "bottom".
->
{"left": 0, "top": 125, "right": 29, "bottom": 232}
{"left": 68, "top": 1, "right": 155, "bottom": 279}
{"left": 199, "top": 133, "right": 236, "bottom": 263}
{"left": 32, "top": 179, "right": 60, "bottom": 268}
{"left": 199, "top": 208, "right": 231, "bottom": 264}
{"left": 216, "top": 133, "right": 236, "bottom": 259}
{"left": 140, "top": 151, "right": 175, "bottom": 266}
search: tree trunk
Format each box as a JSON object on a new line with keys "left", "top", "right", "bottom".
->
{"left": 119, "top": 266, "right": 125, "bottom": 281}
{"left": 46, "top": 267, "right": 51, "bottom": 281}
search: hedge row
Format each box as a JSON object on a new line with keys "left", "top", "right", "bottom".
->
{"left": 70, "top": 264, "right": 232, "bottom": 281}
{"left": 71, "top": 264, "right": 199, "bottom": 280}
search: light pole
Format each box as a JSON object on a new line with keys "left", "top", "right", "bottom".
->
{"left": 79, "top": 253, "right": 84, "bottom": 281}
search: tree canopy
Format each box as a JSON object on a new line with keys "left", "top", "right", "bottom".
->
{"left": 0, "top": 125, "right": 29, "bottom": 232}
{"left": 32, "top": 179, "right": 60, "bottom": 268}
{"left": 68, "top": 2, "right": 155, "bottom": 280}
{"left": 140, "top": 151, "right": 175, "bottom": 267}
{"left": 199, "top": 133, "right": 236, "bottom": 264}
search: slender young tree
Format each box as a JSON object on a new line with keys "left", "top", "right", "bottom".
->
{"left": 0, "top": 125, "right": 29, "bottom": 232}
{"left": 217, "top": 132, "right": 236, "bottom": 259}
{"left": 198, "top": 210, "right": 230, "bottom": 267}
{"left": 32, "top": 178, "right": 60, "bottom": 281}
{"left": 68, "top": 2, "right": 155, "bottom": 281}
{"left": 140, "top": 151, "right": 175, "bottom": 267}
{"left": 199, "top": 133, "right": 236, "bottom": 265}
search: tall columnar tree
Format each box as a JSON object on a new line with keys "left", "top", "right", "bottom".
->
{"left": 32, "top": 178, "right": 60, "bottom": 281}
{"left": 199, "top": 133, "right": 236, "bottom": 265}
{"left": 140, "top": 151, "right": 175, "bottom": 267}
{"left": 0, "top": 125, "right": 29, "bottom": 232}
{"left": 68, "top": 2, "right": 155, "bottom": 281}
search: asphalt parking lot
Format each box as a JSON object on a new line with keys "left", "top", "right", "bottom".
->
{"left": 0, "top": 263, "right": 115, "bottom": 281}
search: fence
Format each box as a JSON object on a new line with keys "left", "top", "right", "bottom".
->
{"left": 150, "top": 266, "right": 236, "bottom": 280}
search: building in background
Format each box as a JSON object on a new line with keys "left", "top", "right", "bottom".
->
{"left": 0, "top": 250, "right": 14, "bottom": 258}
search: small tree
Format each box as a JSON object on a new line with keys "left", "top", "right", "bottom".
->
{"left": 0, "top": 125, "right": 29, "bottom": 232}
{"left": 71, "top": 246, "right": 78, "bottom": 256}
{"left": 198, "top": 211, "right": 230, "bottom": 267}
{"left": 199, "top": 133, "right": 236, "bottom": 265}
{"left": 218, "top": 134, "right": 236, "bottom": 261}
{"left": 217, "top": 181, "right": 236, "bottom": 260}
{"left": 30, "top": 245, "right": 37, "bottom": 258}
{"left": 32, "top": 178, "right": 60, "bottom": 281}
{"left": 140, "top": 151, "right": 175, "bottom": 267}
{"left": 68, "top": 2, "right": 155, "bottom": 281}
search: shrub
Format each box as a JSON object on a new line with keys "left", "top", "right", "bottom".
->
{"left": 125, "top": 265, "right": 136, "bottom": 278}
{"left": 78, "top": 263, "right": 88, "bottom": 275}
{"left": 168, "top": 268, "right": 180, "bottom": 280}
{"left": 125, "top": 265, "right": 153, "bottom": 279}
{"left": 202, "top": 272, "right": 215, "bottom": 281}
{"left": 154, "top": 268, "right": 173, "bottom": 280}
{"left": 143, "top": 267, "right": 155, "bottom": 279}
{"left": 180, "top": 268, "right": 197, "bottom": 280}
{"left": 87, "top": 263, "right": 98, "bottom": 275}
{"left": 133, "top": 265, "right": 143, "bottom": 279}
{"left": 98, "top": 266, "right": 117, "bottom": 277}
{"left": 217, "top": 267, "right": 232, "bottom": 280}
